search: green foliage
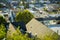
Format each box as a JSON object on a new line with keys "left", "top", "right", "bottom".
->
{"left": 32, "top": 36, "right": 41, "bottom": 40}
{"left": 6, "top": 27, "right": 40, "bottom": 40}
{"left": 56, "top": 2, "right": 60, "bottom": 4}
{"left": 44, "top": 33, "right": 60, "bottom": 40}
{"left": 0, "top": 24, "right": 6, "bottom": 40}
{"left": 24, "top": 3, "right": 29, "bottom": 9}
{"left": 15, "top": 10, "right": 34, "bottom": 24}
{"left": 43, "top": 8, "right": 48, "bottom": 11}
{"left": 0, "top": 16, "right": 6, "bottom": 24}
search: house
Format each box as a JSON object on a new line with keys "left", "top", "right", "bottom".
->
{"left": 49, "top": 0, "right": 60, "bottom": 3}
{"left": 26, "top": 0, "right": 35, "bottom": 3}
{"left": 26, "top": 18, "right": 57, "bottom": 39}
{"left": 48, "top": 24, "right": 60, "bottom": 35}
{"left": 45, "top": 4, "right": 60, "bottom": 12}
{"left": 0, "top": 9, "right": 15, "bottom": 22}
{"left": 26, "top": 0, "right": 50, "bottom": 3}
{"left": 10, "top": 1, "right": 19, "bottom": 8}
{"left": 0, "top": 11, "right": 9, "bottom": 20}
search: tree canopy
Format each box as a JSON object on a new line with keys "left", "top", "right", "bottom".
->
{"left": 44, "top": 33, "right": 60, "bottom": 40}
{"left": 0, "top": 4, "right": 4, "bottom": 8}
{"left": 0, "top": 24, "right": 6, "bottom": 40}
{"left": 6, "top": 27, "right": 40, "bottom": 40}
{"left": 0, "top": 16, "right": 6, "bottom": 24}
{"left": 15, "top": 10, "right": 34, "bottom": 24}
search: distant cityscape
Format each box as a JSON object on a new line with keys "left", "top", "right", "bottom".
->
{"left": 0, "top": 0, "right": 60, "bottom": 40}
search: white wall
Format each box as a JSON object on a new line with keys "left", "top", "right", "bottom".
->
{"left": 50, "top": 27, "right": 60, "bottom": 35}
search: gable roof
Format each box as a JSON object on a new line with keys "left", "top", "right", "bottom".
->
{"left": 26, "top": 18, "right": 56, "bottom": 39}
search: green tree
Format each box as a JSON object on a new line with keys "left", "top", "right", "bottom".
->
{"left": 44, "top": 33, "right": 60, "bottom": 40}
{"left": 6, "top": 27, "right": 40, "bottom": 40}
{"left": 15, "top": 10, "right": 34, "bottom": 24}
{"left": 0, "top": 24, "right": 6, "bottom": 40}
{"left": 0, "top": 16, "right": 6, "bottom": 24}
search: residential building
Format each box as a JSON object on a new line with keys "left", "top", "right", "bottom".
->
{"left": 26, "top": 18, "right": 57, "bottom": 39}
{"left": 36, "top": 18, "right": 60, "bottom": 35}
